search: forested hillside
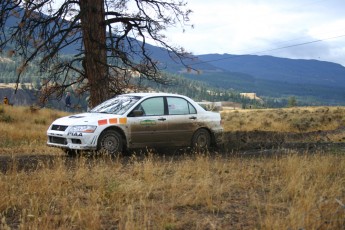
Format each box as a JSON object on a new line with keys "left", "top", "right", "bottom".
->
{"left": 126, "top": 45, "right": 345, "bottom": 105}
{"left": 197, "top": 54, "right": 345, "bottom": 87}
{"left": 190, "top": 54, "right": 345, "bottom": 105}
{"left": 0, "top": 57, "right": 42, "bottom": 87}
{"left": 0, "top": 56, "right": 263, "bottom": 109}
{"left": 2, "top": 52, "right": 343, "bottom": 108}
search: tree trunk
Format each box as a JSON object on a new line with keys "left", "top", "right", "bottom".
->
{"left": 79, "top": 0, "right": 109, "bottom": 107}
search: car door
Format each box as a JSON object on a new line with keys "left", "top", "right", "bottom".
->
{"left": 165, "top": 96, "right": 198, "bottom": 146}
{"left": 128, "top": 97, "right": 169, "bottom": 147}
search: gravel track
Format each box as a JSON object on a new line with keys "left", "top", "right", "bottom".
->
{"left": 1, "top": 142, "right": 344, "bottom": 174}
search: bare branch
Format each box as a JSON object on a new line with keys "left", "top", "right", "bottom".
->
{"left": 0, "top": 0, "right": 193, "bottom": 107}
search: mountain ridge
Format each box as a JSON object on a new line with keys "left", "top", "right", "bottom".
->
{"left": 195, "top": 54, "right": 345, "bottom": 87}
{"left": 172, "top": 53, "right": 345, "bottom": 105}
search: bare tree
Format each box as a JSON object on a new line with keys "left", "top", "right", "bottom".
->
{"left": 0, "top": 0, "right": 192, "bottom": 107}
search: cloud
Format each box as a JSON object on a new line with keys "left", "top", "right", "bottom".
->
{"left": 165, "top": 0, "right": 345, "bottom": 66}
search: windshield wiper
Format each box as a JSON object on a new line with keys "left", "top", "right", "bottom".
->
{"left": 98, "top": 111, "right": 110, "bottom": 114}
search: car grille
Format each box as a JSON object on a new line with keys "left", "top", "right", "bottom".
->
{"left": 51, "top": 125, "right": 68, "bottom": 131}
{"left": 49, "top": 136, "right": 67, "bottom": 145}
{"left": 71, "top": 139, "right": 81, "bottom": 144}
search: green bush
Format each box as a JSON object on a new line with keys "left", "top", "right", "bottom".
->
{"left": 34, "top": 118, "right": 47, "bottom": 125}
{"left": 0, "top": 114, "right": 14, "bottom": 123}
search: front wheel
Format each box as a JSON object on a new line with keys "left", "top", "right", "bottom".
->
{"left": 191, "top": 128, "right": 211, "bottom": 150}
{"left": 98, "top": 130, "right": 123, "bottom": 155}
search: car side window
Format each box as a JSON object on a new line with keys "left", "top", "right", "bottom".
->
{"left": 189, "top": 102, "right": 197, "bottom": 114}
{"left": 167, "top": 97, "right": 196, "bottom": 115}
{"left": 137, "top": 97, "right": 164, "bottom": 116}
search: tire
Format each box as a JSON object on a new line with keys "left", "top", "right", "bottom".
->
{"left": 191, "top": 128, "right": 211, "bottom": 150}
{"left": 97, "top": 130, "right": 123, "bottom": 155}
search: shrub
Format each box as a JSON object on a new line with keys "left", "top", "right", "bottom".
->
{"left": 290, "top": 118, "right": 311, "bottom": 131}
{"left": 34, "top": 118, "right": 47, "bottom": 125}
{"left": 261, "top": 120, "right": 272, "bottom": 128}
{"left": 29, "top": 105, "right": 40, "bottom": 113}
{"left": 0, "top": 114, "right": 14, "bottom": 123}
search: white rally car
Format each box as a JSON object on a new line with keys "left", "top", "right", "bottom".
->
{"left": 47, "top": 93, "right": 223, "bottom": 154}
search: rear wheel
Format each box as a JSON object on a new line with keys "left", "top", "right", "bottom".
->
{"left": 98, "top": 130, "right": 123, "bottom": 155}
{"left": 191, "top": 128, "right": 211, "bottom": 150}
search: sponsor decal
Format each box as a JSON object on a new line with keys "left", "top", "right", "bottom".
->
{"left": 119, "top": 117, "right": 127, "bottom": 124}
{"left": 67, "top": 132, "right": 83, "bottom": 136}
{"left": 98, "top": 119, "right": 108, "bottom": 126}
{"left": 109, "top": 118, "right": 118, "bottom": 124}
{"left": 98, "top": 117, "right": 127, "bottom": 126}
{"left": 140, "top": 120, "right": 156, "bottom": 126}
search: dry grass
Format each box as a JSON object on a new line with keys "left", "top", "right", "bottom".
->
{"left": 0, "top": 105, "right": 345, "bottom": 229}
{"left": 1, "top": 153, "right": 344, "bottom": 229}
{"left": 0, "top": 105, "right": 66, "bottom": 155}
{"left": 222, "top": 107, "right": 345, "bottom": 132}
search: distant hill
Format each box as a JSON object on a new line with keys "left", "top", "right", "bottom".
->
{"left": 196, "top": 54, "right": 345, "bottom": 87}
{"left": 168, "top": 54, "right": 345, "bottom": 105}
{"left": 142, "top": 48, "right": 345, "bottom": 105}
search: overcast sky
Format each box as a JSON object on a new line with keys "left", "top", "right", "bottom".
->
{"left": 164, "top": 0, "right": 345, "bottom": 66}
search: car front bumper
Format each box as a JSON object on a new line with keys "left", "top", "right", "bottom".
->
{"left": 47, "top": 131, "right": 99, "bottom": 151}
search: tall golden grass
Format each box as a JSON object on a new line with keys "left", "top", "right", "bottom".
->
{"left": 222, "top": 107, "right": 345, "bottom": 143}
{"left": 0, "top": 105, "right": 66, "bottom": 155}
{"left": 222, "top": 107, "right": 345, "bottom": 132}
{"left": 0, "top": 105, "right": 344, "bottom": 229}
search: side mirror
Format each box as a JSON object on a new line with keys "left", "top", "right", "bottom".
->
{"left": 132, "top": 110, "right": 144, "bottom": 117}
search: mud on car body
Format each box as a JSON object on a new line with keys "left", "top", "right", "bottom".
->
{"left": 47, "top": 93, "right": 224, "bottom": 155}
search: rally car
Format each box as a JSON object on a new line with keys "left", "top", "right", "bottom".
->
{"left": 47, "top": 93, "right": 223, "bottom": 155}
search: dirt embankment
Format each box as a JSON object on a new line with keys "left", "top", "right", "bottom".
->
{"left": 223, "top": 126, "right": 345, "bottom": 150}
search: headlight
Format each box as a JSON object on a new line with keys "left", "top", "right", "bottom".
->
{"left": 69, "top": 125, "right": 97, "bottom": 133}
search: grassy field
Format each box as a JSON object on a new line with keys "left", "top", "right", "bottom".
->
{"left": 0, "top": 105, "right": 65, "bottom": 155}
{"left": 222, "top": 106, "right": 345, "bottom": 133}
{"left": 0, "top": 105, "right": 344, "bottom": 229}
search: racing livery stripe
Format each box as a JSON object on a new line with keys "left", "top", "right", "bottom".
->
{"left": 98, "top": 119, "right": 108, "bottom": 126}
{"left": 98, "top": 118, "right": 126, "bottom": 126}
{"left": 119, "top": 118, "right": 127, "bottom": 124}
{"left": 109, "top": 118, "right": 118, "bottom": 124}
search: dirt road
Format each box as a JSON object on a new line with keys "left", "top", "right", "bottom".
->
{"left": 1, "top": 142, "right": 344, "bottom": 174}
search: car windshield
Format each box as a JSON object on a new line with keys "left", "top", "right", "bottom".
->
{"left": 90, "top": 95, "right": 141, "bottom": 115}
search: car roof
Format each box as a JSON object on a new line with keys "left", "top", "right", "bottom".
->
{"left": 124, "top": 92, "right": 185, "bottom": 98}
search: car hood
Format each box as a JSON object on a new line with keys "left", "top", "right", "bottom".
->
{"left": 52, "top": 112, "right": 122, "bottom": 126}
